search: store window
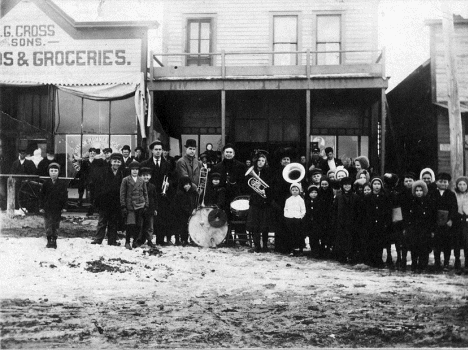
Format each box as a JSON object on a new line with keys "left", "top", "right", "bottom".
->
{"left": 186, "top": 18, "right": 212, "bottom": 66}
{"left": 316, "top": 15, "right": 341, "bottom": 65}
{"left": 273, "top": 15, "right": 298, "bottom": 65}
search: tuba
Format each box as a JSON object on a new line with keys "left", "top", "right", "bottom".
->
{"left": 282, "top": 163, "right": 306, "bottom": 184}
{"left": 245, "top": 166, "right": 269, "bottom": 198}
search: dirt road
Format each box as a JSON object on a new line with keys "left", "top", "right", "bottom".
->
{"left": 1, "top": 218, "right": 467, "bottom": 348}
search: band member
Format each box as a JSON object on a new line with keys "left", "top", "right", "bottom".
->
{"left": 141, "top": 140, "right": 172, "bottom": 245}
{"left": 176, "top": 139, "right": 202, "bottom": 192}
{"left": 120, "top": 160, "right": 148, "bottom": 250}
{"left": 204, "top": 172, "right": 227, "bottom": 209}
{"left": 77, "top": 148, "right": 104, "bottom": 215}
{"left": 92, "top": 153, "right": 124, "bottom": 246}
{"left": 39, "top": 163, "right": 68, "bottom": 249}
{"left": 213, "top": 144, "right": 247, "bottom": 245}
{"left": 246, "top": 151, "right": 273, "bottom": 253}
{"left": 171, "top": 176, "right": 197, "bottom": 246}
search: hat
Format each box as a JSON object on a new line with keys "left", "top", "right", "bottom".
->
{"left": 335, "top": 166, "right": 349, "bottom": 179}
{"left": 128, "top": 160, "right": 140, "bottom": 169}
{"left": 412, "top": 180, "right": 428, "bottom": 197}
{"left": 455, "top": 176, "right": 468, "bottom": 192}
{"left": 179, "top": 176, "right": 192, "bottom": 187}
{"left": 185, "top": 139, "right": 197, "bottom": 148}
{"left": 103, "top": 148, "right": 113, "bottom": 154}
{"left": 149, "top": 140, "right": 162, "bottom": 150}
{"left": 327, "top": 169, "right": 336, "bottom": 178}
{"left": 324, "top": 147, "right": 334, "bottom": 154}
{"left": 140, "top": 167, "right": 152, "bottom": 175}
{"left": 290, "top": 182, "right": 302, "bottom": 192}
{"left": 199, "top": 152, "right": 208, "bottom": 160}
{"left": 340, "top": 176, "right": 353, "bottom": 186}
{"left": 355, "top": 156, "right": 370, "bottom": 170}
{"left": 47, "top": 162, "right": 60, "bottom": 170}
{"left": 18, "top": 148, "right": 27, "bottom": 153}
{"left": 110, "top": 153, "right": 123, "bottom": 161}
{"left": 370, "top": 177, "right": 384, "bottom": 188}
{"left": 135, "top": 146, "right": 144, "bottom": 152}
{"left": 436, "top": 172, "right": 452, "bottom": 182}
{"left": 420, "top": 168, "right": 435, "bottom": 182}
{"left": 88, "top": 147, "right": 97, "bottom": 153}
{"left": 310, "top": 168, "right": 323, "bottom": 176}
{"left": 208, "top": 208, "right": 228, "bottom": 228}
{"left": 210, "top": 172, "right": 221, "bottom": 180}
{"left": 312, "top": 147, "right": 321, "bottom": 153}
{"left": 121, "top": 145, "right": 131, "bottom": 152}
{"left": 307, "top": 184, "right": 319, "bottom": 194}
{"left": 46, "top": 148, "right": 55, "bottom": 155}
{"left": 222, "top": 143, "right": 236, "bottom": 153}
{"left": 384, "top": 173, "right": 399, "bottom": 187}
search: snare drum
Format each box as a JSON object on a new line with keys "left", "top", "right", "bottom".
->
{"left": 230, "top": 195, "right": 250, "bottom": 219}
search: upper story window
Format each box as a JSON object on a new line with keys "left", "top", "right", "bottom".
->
{"left": 273, "top": 15, "right": 298, "bottom": 66}
{"left": 316, "top": 15, "right": 341, "bottom": 65}
{"left": 186, "top": 18, "right": 212, "bottom": 66}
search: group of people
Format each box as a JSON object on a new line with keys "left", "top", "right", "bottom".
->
{"left": 26, "top": 141, "right": 467, "bottom": 273}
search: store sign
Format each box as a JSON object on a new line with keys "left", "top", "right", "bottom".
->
{"left": 0, "top": 1, "right": 142, "bottom": 85}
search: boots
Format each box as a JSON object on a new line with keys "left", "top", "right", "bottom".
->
{"left": 50, "top": 236, "right": 57, "bottom": 249}
{"left": 46, "top": 236, "right": 52, "bottom": 248}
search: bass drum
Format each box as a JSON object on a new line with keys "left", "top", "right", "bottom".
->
{"left": 188, "top": 206, "right": 228, "bottom": 248}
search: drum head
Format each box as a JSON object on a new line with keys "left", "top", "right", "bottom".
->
{"left": 189, "top": 207, "right": 228, "bottom": 248}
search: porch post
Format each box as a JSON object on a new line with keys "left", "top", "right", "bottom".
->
{"left": 380, "top": 88, "right": 386, "bottom": 175}
{"left": 306, "top": 49, "right": 311, "bottom": 167}
{"left": 221, "top": 90, "right": 226, "bottom": 146}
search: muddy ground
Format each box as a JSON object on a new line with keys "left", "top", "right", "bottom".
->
{"left": 1, "top": 215, "right": 467, "bottom": 348}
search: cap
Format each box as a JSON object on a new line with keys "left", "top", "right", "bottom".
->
{"left": 48, "top": 162, "right": 60, "bottom": 170}
{"left": 185, "top": 139, "right": 197, "bottom": 148}
{"left": 128, "top": 160, "right": 140, "bottom": 169}
{"left": 110, "top": 153, "right": 123, "bottom": 161}
{"left": 103, "top": 148, "right": 113, "bottom": 154}
{"left": 140, "top": 167, "right": 152, "bottom": 175}
{"left": 210, "top": 172, "right": 221, "bottom": 180}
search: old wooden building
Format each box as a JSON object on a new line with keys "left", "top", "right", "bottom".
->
{"left": 386, "top": 16, "right": 468, "bottom": 175}
{"left": 148, "top": 0, "right": 388, "bottom": 167}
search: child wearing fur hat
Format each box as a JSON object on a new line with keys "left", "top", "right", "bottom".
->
{"left": 39, "top": 163, "right": 68, "bottom": 249}
{"left": 363, "top": 177, "right": 392, "bottom": 268}
{"left": 305, "top": 185, "right": 320, "bottom": 256}
{"left": 454, "top": 176, "right": 468, "bottom": 270}
{"left": 405, "top": 180, "right": 436, "bottom": 272}
{"left": 331, "top": 176, "right": 360, "bottom": 264}
{"left": 120, "top": 160, "right": 149, "bottom": 250}
{"left": 284, "top": 182, "right": 306, "bottom": 256}
{"left": 170, "top": 176, "right": 198, "bottom": 246}
{"left": 429, "top": 172, "right": 458, "bottom": 269}
{"left": 204, "top": 172, "right": 226, "bottom": 209}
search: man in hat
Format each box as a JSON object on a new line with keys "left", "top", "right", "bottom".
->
{"left": 121, "top": 145, "right": 133, "bottom": 169}
{"left": 103, "top": 148, "right": 113, "bottom": 165}
{"left": 10, "top": 148, "right": 37, "bottom": 209}
{"left": 213, "top": 144, "right": 247, "bottom": 245}
{"left": 39, "top": 163, "right": 68, "bottom": 249}
{"left": 176, "top": 139, "right": 202, "bottom": 192}
{"left": 37, "top": 148, "right": 62, "bottom": 177}
{"left": 134, "top": 146, "right": 145, "bottom": 163}
{"left": 78, "top": 147, "right": 105, "bottom": 215}
{"left": 319, "top": 147, "right": 342, "bottom": 174}
{"left": 308, "top": 147, "right": 322, "bottom": 172}
{"left": 91, "top": 153, "right": 125, "bottom": 246}
{"left": 141, "top": 140, "right": 173, "bottom": 245}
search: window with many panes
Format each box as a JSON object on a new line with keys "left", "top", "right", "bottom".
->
{"left": 316, "top": 15, "right": 341, "bottom": 65}
{"left": 186, "top": 18, "right": 212, "bottom": 66}
{"left": 273, "top": 15, "right": 298, "bottom": 65}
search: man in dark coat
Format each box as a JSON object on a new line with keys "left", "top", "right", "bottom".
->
{"left": 212, "top": 144, "right": 247, "bottom": 245}
{"left": 37, "top": 149, "right": 62, "bottom": 177}
{"left": 319, "top": 147, "right": 343, "bottom": 174}
{"left": 78, "top": 148, "right": 105, "bottom": 216}
{"left": 91, "top": 153, "right": 124, "bottom": 246}
{"left": 141, "top": 140, "right": 173, "bottom": 245}
{"left": 121, "top": 145, "right": 134, "bottom": 169}
{"left": 10, "top": 148, "right": 37, "bottom": 209}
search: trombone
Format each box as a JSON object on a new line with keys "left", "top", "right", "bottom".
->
{"left": 245, "top": 166, "right": 269, "bottom": 198}
{"left": 161, "top": 175, "right": 169, "bottom": 196}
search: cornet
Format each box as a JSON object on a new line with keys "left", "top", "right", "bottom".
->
{"left": 161, "top": 175, "right": 169, "bottom": 196}
{"left": 245, "top": 166, "right": 269, "bottom": 198}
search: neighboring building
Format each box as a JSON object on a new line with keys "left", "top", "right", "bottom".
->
{"left": 148, "top": 0, "right": 387, "bottom": 166}
{"left": 0, "top": 0, "right": 157, "bottom": 177}
{"left": 386, "top": 16, "right": 468, "bottom": 175}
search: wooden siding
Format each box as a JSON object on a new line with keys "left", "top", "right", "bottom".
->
{"left": 437, "top": 108, "right": 451, "bottom": 174}
{"left": 431, "top": 23, "right": 468, "bottom": 103}
{"left": 161, "top": 0, "right": 379, "bottom": 67}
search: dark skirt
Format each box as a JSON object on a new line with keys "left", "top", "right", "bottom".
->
{"left": 246, "top": 204, "right": 272, "bottom": 232}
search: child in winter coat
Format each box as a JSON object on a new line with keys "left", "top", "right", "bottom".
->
{"left": 318, "top": 176, "right": 334, "bottom": 256}
{"left": 405, "top": 180, "right": 436, "bottom": 272}
{"left": 120, "top": 160, "right": 149, "bottom": 250}
{"left": 430, "top": 172, "right": 458, "bottom": 269}
{"left": 39, "top": 163, "right": 68, "bottom": 249}
{"left": 305, "top": 185, "right": 320, "bottom": 256}
{"left": 454, "top": 176, "right": 468, "bottom": 270}
{"left": 364, "top": 177, "right": 392, "bottom": 268}
{"left": 171, "top": 176, "right": 197, "bottom": 246}
{"left": 284, "top": 182, "right": 306, "bottom": 255}
{"left": 332, "top": 177, "right": 360, "bottom": 264}
{"left": 204, "top": 172, "right": 226, "bottom": 209}
{"left": 137, "top": 167, "right": 158, "bottom": 248}
{"left": 398, "top": 172, "right": 416, "bottom": 270}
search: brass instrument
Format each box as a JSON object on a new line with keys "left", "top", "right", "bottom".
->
{"left": 161, "top": 175, "right": 168, "bottom": 196}
{"left": 282, "top": 163, "right": 306, "bottom": 184}
{"left": 197, "top": 165, "right": 209, "bottom": 205}
{"left": 245, "top": 166, "right": 269, "bottom": 198}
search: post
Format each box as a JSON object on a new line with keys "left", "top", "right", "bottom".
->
{"left": 380, "top": 88, "right": 386, "bottom": 175}
{"left": 306, "top": 49, "right": 311, "bottom": 168}
{"left": 7, "top": 176, "right": 16, "bottom": 218}
{"left": 221, "top": 90, "right": 226, "bottom": 146}
{"left": 442, "top": 9, "right": 463, "bottom": 179}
